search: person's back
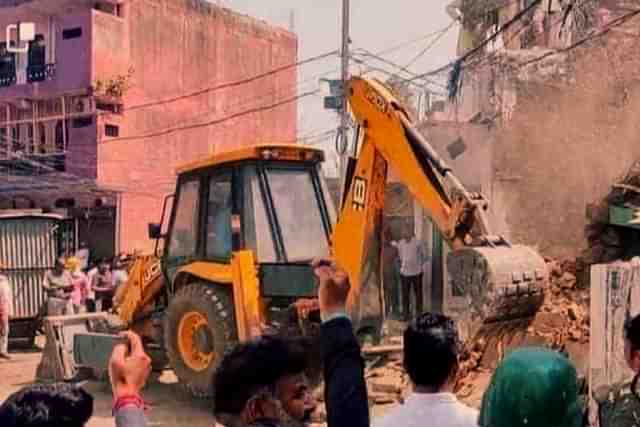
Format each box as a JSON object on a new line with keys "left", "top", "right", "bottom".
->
{"left": 375, "top": 313, "right": 478, "bottom": 427}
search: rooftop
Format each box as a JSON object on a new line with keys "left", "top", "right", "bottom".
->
{"left": 176, "top": 144, "right": 325, "bottom": 174}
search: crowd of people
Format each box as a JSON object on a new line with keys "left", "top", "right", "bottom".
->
{"left": 1, "top": 258, "right": 637, "bottom": 427}
{"left": 0, "top": 250, "right": 130, "bottom": 362}
{"left": 42, "top": 253, "right": 130, "bottom": 318}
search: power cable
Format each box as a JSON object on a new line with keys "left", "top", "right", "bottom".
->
{"left": 121, "top": 50, "right": 338, "bottom": 112}
{"left": 408, "top": 0, "right": 543, "bottom": 83}
{"left": 349, "top": 57, "right": 448, "bottom": 96}
{"left": 351, "top": 49, "right": 447, "bottom": 89}
{"left": 401, "top": 21, "right": 457, "bottom": 71}
{"left": 374, "top": 23, "right": 463, "bottom": 57}
{"left": 103, "top": 90, "right": 319, "bottom": 143}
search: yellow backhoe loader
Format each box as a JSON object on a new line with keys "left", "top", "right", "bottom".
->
{"left": 110, "top": 76, "right": 547, "bottom": 396}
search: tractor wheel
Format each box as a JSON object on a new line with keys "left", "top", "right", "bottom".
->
{"left": 165, "top": 282, "right": 237, "bottom": 398}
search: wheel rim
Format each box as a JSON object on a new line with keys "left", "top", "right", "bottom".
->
{"left": 177, "top": 311, "right": 215, "bottom": 372}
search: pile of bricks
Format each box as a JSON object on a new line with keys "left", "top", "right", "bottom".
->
{"left": 540, "top": 258, "right": 590, "bottom": 346}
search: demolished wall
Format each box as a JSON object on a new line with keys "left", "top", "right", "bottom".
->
{"left": 424, "top": 14, "right": 640, "bottom": 260}
{"left": 491, "top": 24, "right": 640, "bottom": 258}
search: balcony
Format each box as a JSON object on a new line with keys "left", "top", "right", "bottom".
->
{"left": 26, "top": 63, "right": 56, "bottom": 83}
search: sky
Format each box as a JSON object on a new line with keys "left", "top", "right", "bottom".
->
{"left": 219, "top": 1, "right": 458, "bottom": 175}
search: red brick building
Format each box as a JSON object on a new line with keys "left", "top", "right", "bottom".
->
{"left": 0, "top": 0, "right": 298, "bottom": 255}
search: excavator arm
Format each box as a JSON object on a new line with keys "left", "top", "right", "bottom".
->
{"left": 334, "top": 77, "right": 547, "bottom": 339}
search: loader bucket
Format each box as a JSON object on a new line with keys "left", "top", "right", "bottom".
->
{"left": 447, "top": 244, "right": 547, "bottom": 341}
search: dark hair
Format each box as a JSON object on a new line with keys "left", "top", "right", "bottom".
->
{"left": 625, "top": 314, "right": 640, "bottom": 351}
{"left": 0, "top": 383, "right": 93, "bottom": 427}
{"left": 404, "top": 312, "right": 461, "bottom": 389}
{"left": 214, "top": 335, "right": 309, "bottom": 416}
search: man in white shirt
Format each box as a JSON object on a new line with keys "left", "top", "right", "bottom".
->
{"left": 375, "top": 313, "right": 478, "bottom": 427}
{"left": 0, "top": 265, "right": 13, "bottom": 360}
{"left": 391, "top": 226, "right": 427, "bottom": 320}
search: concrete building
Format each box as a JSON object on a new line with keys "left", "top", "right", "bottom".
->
{"left": 0, "top": 0, "right": 297, "bottom": 254}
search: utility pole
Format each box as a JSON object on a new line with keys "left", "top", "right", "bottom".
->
{"left": 338, "top": 0, "right": 350, "bottom": 199}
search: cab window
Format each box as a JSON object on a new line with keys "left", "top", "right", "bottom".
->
{"left": 167, "top": 179, "right": 200, "bottom": 258}
{"left": 266, "top": 168, "right": 329, "bottom": 262}
{"left": 243, "top": 167, "right": 277, "bottom": 262}
{"left": 206, "top": 174, "right": 233, "bottom": 260}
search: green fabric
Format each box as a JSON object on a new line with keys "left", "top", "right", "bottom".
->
{"left": 479, "top": 347, "right": 582, "bottom": 427}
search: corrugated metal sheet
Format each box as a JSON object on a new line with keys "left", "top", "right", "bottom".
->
{"left": 0, "top": 217, "right": 59, "bottom": 319}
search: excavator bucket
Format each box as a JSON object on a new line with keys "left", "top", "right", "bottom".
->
{"left": 447, "top": 244, "right": 547, "bottom": 341}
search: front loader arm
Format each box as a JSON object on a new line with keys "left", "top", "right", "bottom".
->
{"left": 333, "top": 76, "right": 481, "bottom": 328}
{"left": 334, "top": 76, "right": 546, "bottom": 336}
{"left": 341, "top": 77, "right": 493, "bottom": 249}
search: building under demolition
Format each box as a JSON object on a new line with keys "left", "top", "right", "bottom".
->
{"left": 424, "top": 0, "right": 640, "bottom": 264}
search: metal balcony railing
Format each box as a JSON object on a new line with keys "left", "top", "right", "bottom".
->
{"left": 26, "top": 63, "right": 56, "bottom": 83}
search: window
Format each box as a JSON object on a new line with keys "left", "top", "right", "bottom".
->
{"left": 267, "top": 168, "right": 329, "bottom": 261}
{"left": 206, "top": 174, "right": 233, "bottom": 260}
{"left": 105, "top": 124, "right": 119, "bottom": 137}
{"left": 167, "top": 179, "right": 200, "bottom": 258}
{"left": 94, "top": 2, "right": 122, "bottom": 16}
{"left": 62, "top": 28, "right": 82, "bottom": 40}
{"left": 243, "top": 167, "right": 277, "bottom": 262}
{"left": 72, "top": 117, "right": 93, "bottom": 128}
{"left": 96, "top": 102, "right": 121, "bottom": 114}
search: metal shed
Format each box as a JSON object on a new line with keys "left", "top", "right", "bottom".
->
{"left": 0, "top": 211, "right": 76, "bottom": 342}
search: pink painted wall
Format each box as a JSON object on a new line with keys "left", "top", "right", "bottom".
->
{"left": 96, "top": 0, "right": 298, "bottom": 251}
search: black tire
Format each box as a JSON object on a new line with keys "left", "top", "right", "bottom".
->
{"left": 165, "top": 282, "right": 237, "bottom": 398}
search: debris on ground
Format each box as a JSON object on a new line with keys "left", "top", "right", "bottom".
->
{"left": 540, "top": 257, "right": 591, "bottom": 347}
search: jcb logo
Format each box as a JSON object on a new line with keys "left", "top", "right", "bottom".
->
{"left": 143, "top": 260, "right": 162, "bottom": 285}
{"left": 352, "top": 177, "right": 367, "bottom": 211}
{"left": 365, "top": 88, "right": 388, "bottom": 114}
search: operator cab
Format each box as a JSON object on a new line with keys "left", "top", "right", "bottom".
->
{"left": 150, "top": 144, "right": 337, "bottom": 299}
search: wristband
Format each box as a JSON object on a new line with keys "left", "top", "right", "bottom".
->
{"left": 113, "top": 394, "right": 145, "bottom": 415}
